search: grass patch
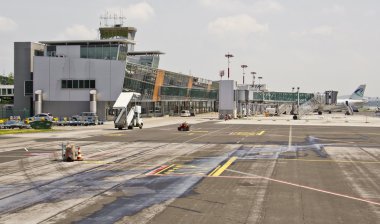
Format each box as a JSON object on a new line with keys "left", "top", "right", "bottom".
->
{"left": 0, "top": 128, "right": 57, "bottom": 135}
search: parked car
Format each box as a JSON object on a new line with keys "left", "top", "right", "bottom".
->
{"left": 180, "top": 110, "right": 191, "bottom": 117}
{"left": 33, "top": 113, "right": 53, "bottom": 121}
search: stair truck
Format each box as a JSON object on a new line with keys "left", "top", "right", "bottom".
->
{"left": 113, "top": 92, "right": 143, "bottom": 130}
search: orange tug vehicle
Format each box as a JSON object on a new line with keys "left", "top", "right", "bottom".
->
{"left": 177, "top": 122, "right": 191, "bottom": 131}
{"left": 62, "top": 143, "right": 84, "bottom": 162}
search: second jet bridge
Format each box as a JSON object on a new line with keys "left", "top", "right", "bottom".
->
{"left": 113, "top": 92, "right": 143, "bottom": 130}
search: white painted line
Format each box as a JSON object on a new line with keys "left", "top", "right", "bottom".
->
{"left": 288, "top": 125, "right": 292, "bottom": 151}
{"left": 24, "top": 147, "right": 28, "bottom": 152}
{"left": 226, "top": 169, "right": 380, "bottom": 206}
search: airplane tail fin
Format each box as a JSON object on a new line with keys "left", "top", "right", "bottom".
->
{"left": 349, "top": 84, "right": 366, "bottom": 100}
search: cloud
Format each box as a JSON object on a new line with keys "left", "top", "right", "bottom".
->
{"left": 208, "top": 14, "right": 268, "bottom": 37}
{"left": 252, "top": 0, "right": 284, "bottom": 14}
{"left": 0, "top": 16, "right": 17, "bottom": 32}
{"left": 310, "top": 26, "right": 333, "bottom": 36}
{"left": 199, "top": 0, "right": 243, "bottom": 10}
{"left": 322, "top": 4, "right": 345, "bottom": 15}
{"left": 106, "top": 2, "right": 155, "bottom": 22}
{"left": 199, "top": 0, "right": 283, "bottom": 13}
{"left": 58, "top": 25, "right": 97, "bottom": 40}
{"left": 291, "top": 25, "right": 334, "bottom": 38}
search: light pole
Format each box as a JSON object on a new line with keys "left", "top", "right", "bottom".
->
{"left": 251, "top": 72, "right": 256, "bottom": 86}
{"left": 225, "top": 53, "right": 234, "bottom": 80}
{"left": 241, "top": 65, "right": 247, "bottom": 84}
{"left": 258, "top": 76, "right": 262, "bottom": 89}
{"left": 219, "top": 70, "right": 224, "bottom": 80}
{"left": 297, "top": 87, "right": 300, "bottom": 114}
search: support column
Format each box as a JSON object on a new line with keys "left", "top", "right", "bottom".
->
{"left": 90, "top": 90, "right": 97, "bottom": 114}
{"left": 34, "top": 90, "right": 42, "bottom": 115}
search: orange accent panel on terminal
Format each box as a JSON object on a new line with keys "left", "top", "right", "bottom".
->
{"left": 153, "top": 70, "right": 165, "bottom": 102}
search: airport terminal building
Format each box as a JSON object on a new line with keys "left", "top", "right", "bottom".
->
{"left": 14, "top": 24, "right": 218, "bottom": 120}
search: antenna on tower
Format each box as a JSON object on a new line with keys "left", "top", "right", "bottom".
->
{"left": 100, "top": 10, "right": 127, "bottom": 28}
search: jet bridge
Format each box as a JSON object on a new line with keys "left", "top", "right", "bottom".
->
{"left": 113, "top": 92, "right": 143, "bottom": 130}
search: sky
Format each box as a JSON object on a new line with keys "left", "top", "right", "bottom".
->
{"left": 0, "top": 0, "right": 379, "bottom": 96}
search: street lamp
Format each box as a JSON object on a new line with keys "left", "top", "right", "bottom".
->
{"left": 225, "top": 53, "right": 234, "bottom": 80}
{"left": 297, "top": 87, "right": 300, "bottom": 114}
{"left": 241, "top": 65, "right": 247, "bottom": 84}
{"left": 251, "top": 72, "right": 256, "bottom": 86}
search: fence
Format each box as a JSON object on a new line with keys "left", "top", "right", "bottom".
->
{"left": 0, "top": 107, "right": 30, "bottom": 119}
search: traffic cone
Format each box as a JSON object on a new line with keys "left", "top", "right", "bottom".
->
{"left": 77, "top": 146, "right": 84, "bottom": 161}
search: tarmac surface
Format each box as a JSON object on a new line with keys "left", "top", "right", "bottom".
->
{"left": 0, "top": 113, "right": 379, "bottom": 223}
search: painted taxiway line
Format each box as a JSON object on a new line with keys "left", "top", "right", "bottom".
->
{"left": 226, "top": 168, "right": 380, "bottom": 206}
{"left": 250, "top": 158, "right": 380, "bottom": 164}
{"left": 211, "top": 157, "right": 237, "bottom": 177}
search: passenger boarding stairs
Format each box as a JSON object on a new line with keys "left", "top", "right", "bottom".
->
{"left": 277, "top": 103, "right": 293, "bottom": 115}
{"left": 113, "top": 92, "right": 143, "bottom": 129}
{"left": 294, "top": 94, "right": 324, "bottom": 119}
{"left": 344, "top": 101, "right": 354, "bottom": 115}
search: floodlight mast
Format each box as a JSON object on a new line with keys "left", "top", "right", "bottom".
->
{"left": 225, "top": 53, "right": 234, "bottom": 80}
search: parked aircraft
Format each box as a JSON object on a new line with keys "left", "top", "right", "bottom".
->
{"left": 324, "top": 84, "right": 367, "bottom": 115}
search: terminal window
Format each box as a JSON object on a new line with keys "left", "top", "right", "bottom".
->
{"left": 62, "top": 79, "right": 96, "bottom": 89}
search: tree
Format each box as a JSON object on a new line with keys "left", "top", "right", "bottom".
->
{"left": 0, "top": 72, "right": 14, "bottom": 85}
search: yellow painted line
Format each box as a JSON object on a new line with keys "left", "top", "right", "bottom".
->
{"left": 212, "top": 157, "right": 237, "bottom": 177}
{"left": 191, "top": 130, "right": 209, "bottom": 133}
{"left": 156, "top": 164, "right": 176, "bottom": 175}
{"left": 257, "top": 131, "right": 265, "bottom": 136}
{"left": 279, "top": 158, "right": 380, "bottom": 164}
{"left": 208, "top": 165, "right": 221, "bottom": 176}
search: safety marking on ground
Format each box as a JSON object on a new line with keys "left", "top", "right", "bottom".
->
{"left": 273, "top": 158, "right": 380, "bottom": 164}
{"left": 190, "top": 131, "right": 209, "bottom": 133}
{"left": 146, "top": 163, "right": 216, "bottom": 176}
{"left": 257, "top": 131, "right": 265, "bottom": 136}
{"left": 146, "top": 165, "right": 169, "bottom": 175}
{"left": 226, "top": 168, "right": 380, "bottom": 206}
{"left": 208, "top": 165, "right": 221, "bottom": 176}
{"left": 105, "top": 133, "right": 124, "bottom": 137}
{"left": 245, "top": 158, "right": 380, "bottom": 164}
{"left": 209, "top": 157, "right": 237, "bottom": 177}
{"left": 156, "top": 164, "right": 176, "bottom": 175}
{"left": 229, "top": 131, "right": 265, "bottom": 136}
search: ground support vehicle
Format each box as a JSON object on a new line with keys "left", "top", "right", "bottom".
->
{"left": 113, "top": 92, "right": 143, "bottom": 130}
{"left": 178, "top": 122, "right": 191, "bottom": 131}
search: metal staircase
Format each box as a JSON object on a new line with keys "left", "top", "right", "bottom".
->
{"left": 294, "top": 94, "right": 324, "bottom": 119}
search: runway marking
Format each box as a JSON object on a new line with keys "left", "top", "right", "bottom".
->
{"left": 208, "top": 165, "right": 221, "bottom": 176}
{"left": 105, "top": 133, "right": 124, "bottom": 137}
{"left": 253, "top": 158, "right": 380, "bottom": 164}
{"left": 226, "top": 169, "right": 380, "bottom": 207}
{"left": 211, "top": 157, "right": 237, "bottom": 177}
{"left": 288, "top": 125, "right": 292, "bottom": 151}
{"left": 229, "top": 131, "right": 265, "bottom": 136}
{"left": 257, "top": 131, "right": 265, "bottom": 136}
{"left": 156, "top": 164, "right": 176, "bottom": 175}
{"left": 147, "top": 165, "right": 169, "bottom": 175}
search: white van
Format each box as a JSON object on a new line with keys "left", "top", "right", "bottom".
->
{"left": 180, "top": 110, "right": 191, "bottom": 117}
